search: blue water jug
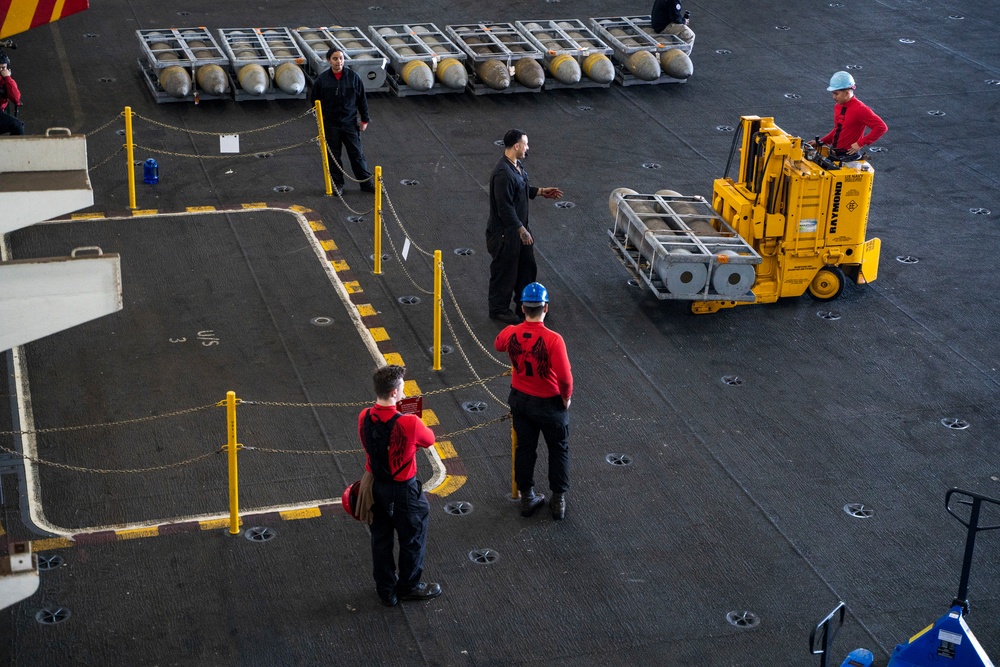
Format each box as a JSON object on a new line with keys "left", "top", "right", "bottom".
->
{"left": 143, "top": 158, "right": 159, "bottom": 184}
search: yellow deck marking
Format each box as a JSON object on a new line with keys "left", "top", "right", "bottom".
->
{"left": 290, "top": 205, "right": 310, "bottom": 213}
{"left": 280, "top": 507, "right": 322, "bottom": 520}
{"left": 356, "top": 303, "right": 376, "bottom": 317}
{"left": 242, "top": 202, "right": 267, "bottom": 209}
{"left": 310, "top": 221, "right": 327, "bottom": 232}
{"left": 332, "top": 260, "right": 350, "bottom": 272}
{"left": 404, "top": 380, "right": 421, "bottom": 395}
{"left": 32, "top": 537, "right": 74, "bottom": 551}
{"left": 369, "top": 327, "right": 389, "bottom": 342}
{"left": 71, "top": 212, "right": 105, "bottom": 219}
{"left": 131, "top": 209, "right": 159, "bottom": 216}
{"left": 199, "top": 518, "right": 237, "bottom": 531}
{"left": 435, "top": 440, "right": 457, "bottom": 459}
{"left": 383, "top": 353, "right": 404, "bottom": 366}
{"left": 422, "top": 409, "right": 439, "bottom": 426}
{"left": 118, "top": 526, "right": 159, "bottom": 540}
{"left": 344, "top": 281, "right": 362, "bottom": 294}
{"left": 186, "top": 206, "right": 216, "bottom": 212}
{"left": 428, "top": 475, "right": 466, "bottom": 496}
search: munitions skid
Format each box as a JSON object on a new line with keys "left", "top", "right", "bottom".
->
{"left": 514, "top": 19, "right": 614, "bottom": 89}
{"left": 368, "top": 24, "right": 467, "bottom": 96}
{"left": 217, "top": 28, "right": 308, "bottom": 101}
{"left": 609, "top": 192, "right": 761, "bottom": 301}
{"left": 589, "top": 16, "right": 692, "bottom": 85}
{"left": 444, "top": 23, "right": 546, "bottom": 94}
{"left": 136, "top": 28, "right": 232, "bottom": 103}
{"left": 291, "top": 27, "right": 389, "bottom": 93}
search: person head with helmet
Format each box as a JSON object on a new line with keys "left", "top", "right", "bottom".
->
{"left": 520, "top": 281, "right": 549, "bottom": 322}
{"left": 814, "top": 70, "right": 888, "bottom": 156}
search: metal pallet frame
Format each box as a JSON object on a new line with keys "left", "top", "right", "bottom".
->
{"left": 589, "top": 16, "right": 691, "bottom": 87}
{"left": 218, "top": 27, "right": 309, "bottom": 101}
{"left": 368, "top": 23, "right": 467, "bottom": 97}
{"left": 291, "top": 27, "right": 389, "bottom": 93}
{"left": 445, "top": 23, "right": 545, "bottom": 95}
{"left": 136, "top": 28, "right": 233, "bottom": 104}
{"left": 514, "top": 19, "right": 613, "bottom": 90}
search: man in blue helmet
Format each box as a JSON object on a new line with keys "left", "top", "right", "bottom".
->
{"left": 486, "top": 129, "right": 563, "bottom": 325}
{"left": 494, "top": 282, "right": 573, "bottom": 520}
{"left": 814, "top": 71, "right": 887, "bottom": 156}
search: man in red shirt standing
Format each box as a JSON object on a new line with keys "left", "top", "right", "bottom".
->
{"left": 816, "top": 71, "right": 887, "bottom": 157}
{"left": 494, "top": 282, "right": 573, "bottom": 520}
{"left": 358, "top": 364, "right": 442, "bottom": 607}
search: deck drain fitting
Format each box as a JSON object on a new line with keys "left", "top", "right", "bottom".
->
{"left": 899, "top": 38, "right": 915, "bottom": 44}
{"left": 400, "top": 179, "right": 419, "bottom": 186}
{"left": 716, "top": 125, "right": 734, "bottom": 132}
{"left": 868, "top": 146, "right": 887, "bottom": 153}
{"left": 468, "top": 548, "right": 499, "bottom": 564}
{"left": 948, "top": 14, "right": 964, "bottom": 19}
{"left": 843, "top": 503, "right": 875, "bottom": 519}
{"left": 454, "top": 247, "right": 475, "bottom": 256}
{"left": 273, "top": 185, "right": 293, "bottom": 193}
{"left": 83, "top": 33, "right": 99, "bottom": 38}
{"left": 627, "top": 279, "right": 640, "bottom": 287}
{"left": 721, "top": 375, "right": 743, "bottom": 386}
{"left": 829, "top": 2, "right": 845, "bottom": 6}
{"left": 784, "top": 93, "right": 801, "bottom": 99}
{"left": 578, "top": 105, "right": 592, "bottom": 111}
{"left": 726, "top": 610, "right": 760, "bottom": 628}
{"left": 969, "top": 208, "right": 991, "bottom": 216}
{"left": 177, "top": 11, "right": 190, "bottom": 16}
{"left": 116, "top": 129, "right": 126, "bottom": 136}
{"left": 133, "top": 160, "right": 144, "bottom": 166}
{"left": 444, "top": 501, "right": 473, "bottom": 516}
{"left": 310, "top": 316, "right": 334, "bottom": 326}
{"left": 987, "top": 80, "right": 1000, "bottom": 86}
{"left": 368, "top": 5, "right": 383, "bottom": 10}
{"left": 244, "top": 526, "right": 276, "bottom": 542}
{"left": 817, "top": 310, "right": 841, "bottom": 321}
{"left": 35, "top": 607, "right": 72, "bottom": 625}
{"left": 606, "top": 453, "right": 632, "bottom": 466}
{"left": 255, "top": 152, "right": 273, "bottom": 159}
{"left": 896, "top": 255, "right": 919, "bottom": 264}
{"left": 398, "top": 295, "right": 421, "bottom": 305}
{"left": 493, "top": 139, "right": 505, "bottom": 147}
{"left": 941, "top": 418, "right": 970, "bottom": 430}
{"left": 428, "top": 344, "right": 454, "bottom": 355}
{"left": 715, "top": 49, "right": 731, "bottom": 55}
{"left": 927, "top": 110, "right": 946, "bottom": 116}
{"left": 37, "top": 554, "right": 65, "bottom": 571}
{"left": 370, "top": 253, "right": 391, "bottom": 262}
{"left": 845, "top": 64, "right": 863, "bottom": 70}
{"left": 775, "top": 26, "right": 790, "bottom": 30}
{"left": 347, "top": 215, "right": 365, "bottom": 223}
{"left": 641, "top": 162, "right": 661, "bottom": 169}
{"left": 555, "top": 201, "right": 575, "bottom": 209}
{"left": 462, "top": 401, "right": 487, "bottom": 413}
{"left": 100, "top": 77, "right": 115, "bottom": 83}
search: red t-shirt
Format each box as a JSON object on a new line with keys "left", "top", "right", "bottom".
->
{"left": 358, "top": 404, "right": 435, "bottom": 481}
{"left": 820, "top": 96, "right": 887, "bottom": 150}
{"left": 495, "top": 321, "right": 573, "bottom": 401}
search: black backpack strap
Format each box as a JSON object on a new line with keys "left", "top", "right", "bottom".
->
{"left": 831, "top": 104, "right": 848, "bottom": 149}
{"left": 363, "top": 411, "right": 405, "bottom": 481}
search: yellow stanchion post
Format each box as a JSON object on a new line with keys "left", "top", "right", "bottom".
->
{"left": 124, "top": 106, "right": 136, "bottom": 210}
{"left": 511, "top": 425, "right": 519, "bottom": 499}
{"left": 374, "top": 165, "right": 383, "bottom": 275}
{"left": 433, "top": 250, "right": 442, "bottom": 371}
{"left": 225, "top": 390, "right": 241, "bottom": 535}
{"left": 314, "top": 100, "right": 333, "bottom": 196}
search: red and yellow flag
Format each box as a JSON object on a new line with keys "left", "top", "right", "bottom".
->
{"left": 1, "top": 0, "right": 89, "bottom": 39}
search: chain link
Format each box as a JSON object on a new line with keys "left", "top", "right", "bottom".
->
{"left": 442, "top": 306, "right": 511, "bottom": 407}
{"left": 442, "top": 268, "right": 511, "bottom": 368}
{"left": 83, "top": 111, "right": 125, "bottom": 137}
{"left": 132, "top": 108, "right": 315, "bottom": 136}
{"left": 381, "top": 220, "right": 434, "bottom": 295}
{"left": 0, "top": 403, "right": 220, "bottom": 437}
{"left": 326, "top": 145, "right": 371, "bottom": 185}
{"left": 134, "top": 138, "right": 317, "bottom": 160}
{"left": 381, "top": 187, "right": 434, "bottom": 258}
{"left": 88, "top": 144, "right": 125, "bottom": 172}
{"left": 0, "top": 442, "right": 221, "bottom": 474}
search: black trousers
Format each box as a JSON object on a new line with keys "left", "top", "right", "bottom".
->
{"left": 370, "top": 476, "right": 429, "bottom": 600}
{"left": 324, "top": 125, "right": 372, "bottom": 187}
{"left": 0, "top": 109, "right": 24, "bottom": 135}
{"left": 486, "top": 228, "right": 537, "bottom": 316}
{"left": 509, "top": 388, "right": 570, "bottom": 494}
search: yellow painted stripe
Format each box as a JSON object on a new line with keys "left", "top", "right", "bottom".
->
{"left": 310, "top": 221, "right": 327, "bottom": 232}
{"left": 320, "top": 239, "right": 338, "bottom": 251}
{"left": 186, "top": 206, "right": 217, "bottom": 212}
{"left": 290, "top": 205, "right": 310, "bottom": 213}
{"left": 118, "top": 526, "right": 159, "bottom": 540}
{"left": 356, "top": 303, "right": 376, "bottom": 317}
{"left": 51, "top": 0, "right": 68, "bottom": 23}
{"left": 428, "top": 474, "right": 466, "bottom": 497}
{"left": 71, "top": 212, "right": 105, "bottom": 220}
{"left": 132, "top": 209, "right": 159, "bottom": 216}
{"left": 242, "top": 202, "right": 267, "bottom": 209}
{"left": 383, "top": 353, "right": 405, "bottom": 366}
{"left": 421, "top": 409, "right": 439, "bottom": 426}
{"left": 2, "top": 0, "right": 36, "bottom": 37}
{"left": 404, "top": 380, "right": 421, "bottom": 395}
{"left": 280, "top": 507, "right": 322, "bottom": 520}
{"left": 331, "top": 260, "right": 350, "bottom": 271}
{"left": 32, "top": 537, "right": 75, "bottom": 551}
{"left": 344, "top": 281, "right": 362, "bottom": 294}
{"left": 199, "top": 518, "right": 237, "bottom": 530}
{"left": 369, "top": 327, "right": 389, "bottom": 342}
{"left": 435, "top": 440, "right": 457, "bottom": 459}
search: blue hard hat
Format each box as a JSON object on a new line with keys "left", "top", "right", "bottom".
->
{"left": 520, "top": 282, "right": 548, "bottom": 305}
{"left": 827, "top": 71, "right": 856, "bottom": 91}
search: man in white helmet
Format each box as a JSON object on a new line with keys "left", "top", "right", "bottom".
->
{"left": 815, "top": 71, "right": 887, "bottom": 156}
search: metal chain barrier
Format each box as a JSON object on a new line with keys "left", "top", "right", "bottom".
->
{"left": 0, "top": 442, "right": 221, "bottom": 474}
{"left": 134, "top": 138, "right": 318, "bottom": 161}
{"left": 0, "top": 403, "right": 219, "bottom": 437}
{"left": 325, "top": 150, "right": 375, "bottom": 215}
{"left": 381, "top": 220, "right": 434, "bottom": 296}
{"left": 382, "top": 186, "right": 434, "bottom": 258}
{"left": 89, "top": 144, "right": 126, "bottom": 172}
{"left": 83, "top": 111, "right": 125, "bottom": 137}
{"left": 132, "top": 108, "right": 315, "bottom": 136}
{"left": 442, "top": 306, "right": 510, "bottom": 407}
{"left": 441, "top": 268, "right": 510, "bottom": 368}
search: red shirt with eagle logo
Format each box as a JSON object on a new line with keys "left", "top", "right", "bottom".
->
{"left": 495, "top": 321, "right": 573, "bottom": 402}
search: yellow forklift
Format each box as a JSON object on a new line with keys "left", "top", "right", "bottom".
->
{"left": 608, "top": 116, "right": 882, "bottom": 313}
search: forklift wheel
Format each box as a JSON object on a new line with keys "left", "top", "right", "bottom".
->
{"left": 808, "top": 266, "right": 845, "bottom": 301}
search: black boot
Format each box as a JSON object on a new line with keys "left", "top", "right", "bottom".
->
{"left": 551, "top": 493, "right": 565, "bottom": 520}
{"left": 520, "top": 488, "right": 545, "bottom": 517}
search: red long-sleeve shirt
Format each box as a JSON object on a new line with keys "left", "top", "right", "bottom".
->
{"left": 495, "top": 321, "right": 573, "bottom": 401}
{"left": 820, "top": 96, "right": 887, "bottom": 150}
{"left": 358, "top": 403, "right": 435, "bottom": 482}
{"left": 0, "top": 74, "right": 21, "bottom": 112}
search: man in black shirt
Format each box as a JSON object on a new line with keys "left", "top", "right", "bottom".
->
{"left": 309, "top": 48, "right": 374, "bottom": 195}
{"left": 650, "top": 0, "right": 695, "bottom": 48}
